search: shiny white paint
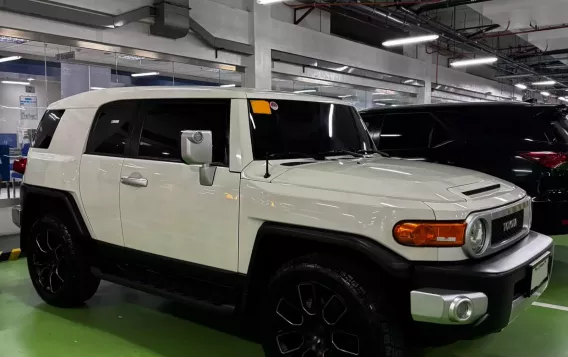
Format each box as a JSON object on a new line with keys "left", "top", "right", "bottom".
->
{"left": 24, "top": 87, "right": 530, "bottom": 274}
{"left": 79, "top": 155, "right": 124, "bottom": 245}
{"left": 119, "top": 160, "right": 241, "bottom": 271}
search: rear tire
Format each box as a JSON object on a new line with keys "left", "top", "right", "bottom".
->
{"left": 260, "top": 254, "right": 409, "bottom": 357}
{"left": 27, "top": 215, "right": 100, "bottom": 307}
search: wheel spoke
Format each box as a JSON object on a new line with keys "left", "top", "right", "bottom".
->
{"left": 298, "top": 283, "right": 318, "bottom": 316}
{"left": 276, "top": 331, "right": 304, "bottom": 355}
{"left": 322, "top": 295, "right": 347, "bottom": 326}
{"left": 37, "top": 267, "right": 51, "bottom": 289}
{"left": 53, "top": 245, "right": 64, "bottom": 261}
{"left": 54, "top": 266, "right": 65, "bottom": 284}
{"left": 277, "top": 298, "right": 304, "bottom": 326}
{"left": 48, "top": 270, "right": 55, "bottom": 292}
{"left": 45, "top": 230, "right": 54, "bottom": 251}
{"left": 35, "top": 234, "right": 48, "bottom": 254}
{"left": 331, "top": 331, "right": 359, "bottom": 356}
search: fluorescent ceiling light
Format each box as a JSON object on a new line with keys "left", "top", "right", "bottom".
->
{"left": 294, "top": 89, "right": 316, "bottom": 94}
{"left": 374, "top": 103, "right": 386, "bottom": 106}
{"left": 515, "top": 83, "right": 527, "bottom": 90}
{"left": 332, "top": 65, "right": 348, "bottom": 71}
{"left": 2, "top": 80, "right": 29, "bottom": 85}
{"left": 0, "top": 56, "right": 22, "bottom": 63}
{"left": 559, "top": 97, "right": 568, "bottom": 102}
{"left": 27, "top": 78, "right": 34, "bottom": 81}
{"left": 220, "top": 84, "right": 236, "bottom": 88}
{"left": 119, "top": 55, "right": 145, "bottom": 61}
{"left": 541, "top": 91, "right": 550, "bottom": 96}
{"left": 450, "top": 57, "right": 498, "bottom": 67}
{"left": 383, "top": 34, "right": 439, "bottom": 47}
{"left": 338, "top": 95, "right": 353, "bottom": 98}
{"left": 131, "top": 71, "right": 159, "bottom": 77}
{"left": 375, "top": 98, "right": 396, "bottom": 101}
{"left": 257, "top": 0, "right": 283, "bottom": 4}
{"left": 532, "top": 80, "right": 556, "bottom": 86}
{"left": 90, "top": 87, "right": 105, "bottom": 90}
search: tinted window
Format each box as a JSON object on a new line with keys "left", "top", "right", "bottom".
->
{"left": 363, "top": 114, "right": 384, "bottom": 146}
{"left": 137, "top": 99, "right": 230, "bottom": 165}
{"left": 430, "top": 120, "right": 453, "bottom": 147}
{"left": 378, "top": 113, "right": 433, "bottom": 150}
{"left": 248, "top": 99, "right": 373, "bottom": 159}
{"left": 435, "top": 108, "right": 556, "bottom": 143}
{"left": 86, "top": 100, "right": 138, "bottom": 156}
{"left": 33, "top": 110, "right": 65, "bottom": 149}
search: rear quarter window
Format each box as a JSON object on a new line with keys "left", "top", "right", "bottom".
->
{"left": 32, "top": 110, "right": 65, "bottom": 149}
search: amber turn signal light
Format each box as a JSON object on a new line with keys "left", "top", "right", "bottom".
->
{"left": 393, "top": 222, "right": 466, "bottom": 247}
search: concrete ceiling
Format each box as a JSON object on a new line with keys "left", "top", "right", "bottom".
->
{"left": 469, "top": 0, "right": 568, "bottom": 66}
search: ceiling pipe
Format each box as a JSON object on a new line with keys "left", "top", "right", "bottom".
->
{"left": 414, "top": 0, "right": 492, "bottom": 14}
{"left": 514, "top": 48, "right": 568, "bottom": 60}
{"left": 481, "top": 23, "right": 568, "bottom": 39}
{"left": 494, "top": 73, "right": 536, "bottom": 80}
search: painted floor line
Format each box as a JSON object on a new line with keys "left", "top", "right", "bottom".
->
{"left": 533, "top": 301, "right": 568, "bottom": 312}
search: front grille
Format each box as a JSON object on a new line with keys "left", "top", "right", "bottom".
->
{"left": 491, "top": 210, "right": 524, "bottom": 245}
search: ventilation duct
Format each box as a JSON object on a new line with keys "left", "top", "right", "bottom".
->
{"left": 151, "top": 0, "right": 190, "bottom": 39}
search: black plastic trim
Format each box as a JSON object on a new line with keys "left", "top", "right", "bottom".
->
{"left": 249, "top": 222, "right": 411, "bottom": 278}
{"left": 20, "top": 184, "right": 89, "bottom": 237}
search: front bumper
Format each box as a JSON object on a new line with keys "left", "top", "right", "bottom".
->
{"left": 11, "top": 205, "right": 21, "bottom": 228}
{"left": 410, "top": 230, "right": 553, "bottom": 337}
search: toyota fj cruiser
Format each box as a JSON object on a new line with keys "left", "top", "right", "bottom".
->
{"left": 12, "top": 87, "right": 553, "bottom": 357}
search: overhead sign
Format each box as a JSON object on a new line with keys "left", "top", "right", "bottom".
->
{"left": 20, "top": 96, "right": 38, "bottom": 120}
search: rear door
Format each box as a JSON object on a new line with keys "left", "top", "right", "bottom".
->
{"left": 79, "top": 100, "right": 139, "bottom": 246}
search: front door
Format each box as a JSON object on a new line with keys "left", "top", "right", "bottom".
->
{"left": 119, "top": 99, "right": 240, "bottom": 272}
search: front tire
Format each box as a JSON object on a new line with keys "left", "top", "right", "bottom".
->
{"left": 27, "top": 215, "right": 100, "bottom": 307}
{"left": 261, "top": 254, "right": 408, "bottom": 357}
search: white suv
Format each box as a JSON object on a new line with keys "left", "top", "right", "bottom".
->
{"left": 12, "top": 87, "right": 552, "bottom": 356}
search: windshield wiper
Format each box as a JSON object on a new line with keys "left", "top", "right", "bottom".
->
{"left": 355, "top": 149, "right": 390, "bottom": 157}
{"left": 317, "top": 150, "right": 364, "bottom": 158}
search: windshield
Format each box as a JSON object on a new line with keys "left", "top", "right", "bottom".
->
{"left": 248, "top": 99, "right": 374, "bottom": 159}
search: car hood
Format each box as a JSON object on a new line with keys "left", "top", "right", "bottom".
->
{"left": 265, "top": 157, "right": 513, "bottom": 203}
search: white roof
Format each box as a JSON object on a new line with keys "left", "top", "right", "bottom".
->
{"left": 48, "top": 86, "right": 347, "bottom": 109}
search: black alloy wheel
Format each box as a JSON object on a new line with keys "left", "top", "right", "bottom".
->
{"left": 262, "top": 255, "right": 407, "bottom": 357}
{"left": 27, "top": 215, "right": 100, "bottom": 307}
{"left": 31, "top": 227, "right": 68, "bottom": 294}
{"left": 274, "top": 281, "right": 362, "bottom": 356}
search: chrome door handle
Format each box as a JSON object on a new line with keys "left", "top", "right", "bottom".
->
{"left": 120, "top": 175, "right": 148, "bottom": 187}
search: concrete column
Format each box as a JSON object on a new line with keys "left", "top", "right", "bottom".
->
{"left": 244, "top": 0, "right": 272, "bottom": 90}
{"left": 416, "top": 45, "right": 433, "bottom": 104}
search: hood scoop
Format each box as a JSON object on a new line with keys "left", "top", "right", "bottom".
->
{"left": 462, "top": 184, "right": 501, "bottom": 196}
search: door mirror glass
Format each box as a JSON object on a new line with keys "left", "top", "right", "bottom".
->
{"left": 181, "top": 130, "right": 213, "bottom": 165}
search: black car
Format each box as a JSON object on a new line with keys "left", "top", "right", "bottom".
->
{"left": 360, "top": 102, "right": 568, "bottom": 235}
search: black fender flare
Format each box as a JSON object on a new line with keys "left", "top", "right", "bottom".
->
{"left": 248, "top": 222, "right": 412, "bottom": 280}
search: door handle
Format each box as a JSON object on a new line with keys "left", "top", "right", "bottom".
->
{"left": 120, "top": 175, "right": 148, "bottom": 187}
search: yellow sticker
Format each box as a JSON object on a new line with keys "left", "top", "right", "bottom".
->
{"left": 250, "top": 100, "right": 272, "bottom": 114}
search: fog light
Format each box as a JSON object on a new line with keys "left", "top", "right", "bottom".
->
{"left": 449, "top": 297, "right": 473, "bottom": 322}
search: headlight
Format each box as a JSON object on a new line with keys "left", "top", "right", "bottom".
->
{"left": 467, "top": 219, "right": 487, "bottom": 255}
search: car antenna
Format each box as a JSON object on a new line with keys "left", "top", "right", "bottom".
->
{"left": 264, "top": 152, "right": 271, "bottom": 179}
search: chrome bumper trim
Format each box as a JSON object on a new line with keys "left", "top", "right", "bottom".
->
{"left": 410, "top": 289, "right": 488, "bottom": 325}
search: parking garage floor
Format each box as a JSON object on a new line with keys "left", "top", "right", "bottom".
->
{"left": 1, "top": 238, "right": 568, "bottom": 357}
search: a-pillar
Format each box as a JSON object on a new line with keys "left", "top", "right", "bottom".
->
{"left": 244, "top": 0, "right": 272, "bottom": 90}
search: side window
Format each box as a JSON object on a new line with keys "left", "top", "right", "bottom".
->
{"left": 430, "top": 120, "right": 453, "bottom": 147}
{"left": 86, "top": 100, "right": 139, "bottom": 156}
{"left": 378, "top": 113, "right": 434, "bottom": 150}
{"left": 33, "top": 110, "right": 65, "bottom": 149}
{"left": 136, "top": 99, "right": 230, "bottom": 165}
{"left": 362, "top": 114, "right": 384, "bottom": 146}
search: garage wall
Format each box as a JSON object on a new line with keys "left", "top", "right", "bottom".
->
{"left": 0, "top": 0, "right": 517, "bottom": 100}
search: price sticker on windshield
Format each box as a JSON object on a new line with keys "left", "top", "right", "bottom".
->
{"left": 250, "top": 100, "right": 272, "bottom": 115}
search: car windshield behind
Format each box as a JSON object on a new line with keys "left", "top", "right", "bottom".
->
{"left": 248, "top": 99, "right": 374, "bottom": 159}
